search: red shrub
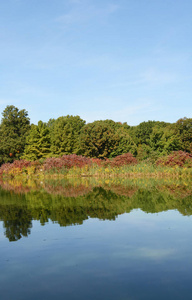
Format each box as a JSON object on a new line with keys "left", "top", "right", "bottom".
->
{"left": 156, "top": 151, "right": 192, "bottom": 167}
{"left": 43, "top": 154, "right": 92, "bottom": 172}
{"left": 0, "top": 163, "right": 12, "bottom": 176}
{"left": 0, "top": 160, "right": 32, "bottom": 176}
{"left": 90, "top": 158, "right": 110, "bottom": 167}
{"left": 11, "top": 159, "right": 31, "bottom": 169}
{"left": 110, "top": 153, "right": 137, "bottom": 167}
{"left": 91, "top": 158, "right": 103, "bottom": 166}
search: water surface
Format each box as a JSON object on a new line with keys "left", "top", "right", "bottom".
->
{"left": 0, "top": 178, "right": 192, "bottom": 299}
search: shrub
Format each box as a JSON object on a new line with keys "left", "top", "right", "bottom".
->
{"left": 110, "top": 153, "right": 138, "bottom": 167}
{"left": 0, "top": 162, "right": 12, "bottom": 176}
{"left": 156, "top": 151, "right": 192, "bottom": 167}
{"left": 0, "top": 160, "right": 32, "bottom": 176}
{"left": 43, "top": 154, "right": 92, "bottom": 172}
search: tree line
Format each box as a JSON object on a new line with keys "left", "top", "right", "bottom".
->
{"left": 0, "top": 105, "right": 191, "bottom": 165}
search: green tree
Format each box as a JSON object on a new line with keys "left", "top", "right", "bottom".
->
{"left": 23, "top": 121, "right": 51, "bottom": 161}
{"left": 0, "top": 105, "right": 30, "bottom": 164}
{"left": 79, "top": 120, "right": 135, "bottom": 158}
{"left": 149, "top": 125, "right": 180, "bottom": 157}
{"left": 50, "top": 115, "right": 86, "bottom": 156}
{"left": 175, "top": 118, "right": 192, "bottom": 153}
{"left": 111, "top": 127, "right": 137, "bottom": 157}
{"left": 130, "top": 120, "right": 169, "bottom": 146}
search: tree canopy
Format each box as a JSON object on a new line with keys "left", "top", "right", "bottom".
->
{"left": 50, "top": 115, "right": 85, "bottom": 156}
{"left": 0, "top": 105, "right": 30, "bottom": 164}
{"left": 22, "top": 121, "right": 51, "bottom": 161}
{"left": 175, "top": 118, "right": 192, "bottom": 153}
{"left": 0, "top": 105, "right": 191, "bottom": 164}
{"left": 79, "top": 120, "right": 135, "bottom": 158}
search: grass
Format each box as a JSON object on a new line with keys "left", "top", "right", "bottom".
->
{"left": 1, "top": 162, "right": 191, "bottom": 179}
{"left": 0, "top": 152, "right": 192, "bottom": 179}
{"left": 59, "top": 162, "right": 192, "bottom": 179}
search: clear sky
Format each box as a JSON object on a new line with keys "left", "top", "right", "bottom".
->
{"left": 0, "top": 0, "right": 191, "bottom": 125}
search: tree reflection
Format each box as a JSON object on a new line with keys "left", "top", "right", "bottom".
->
{"left": 2, "top": 207, "right": 32, "bottom": 241}
{"left": 0, "top": 178, "right": 192, "bottom": 241}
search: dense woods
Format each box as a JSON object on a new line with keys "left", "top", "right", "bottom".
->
{"left": 0, "top": 105, "right": 191, "bottom": 166}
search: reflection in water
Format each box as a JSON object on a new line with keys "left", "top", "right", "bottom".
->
{"left": 1, "top": 178, "right": 192, "bottom": 300}
{"left": 0, "top": 178, "right": 192, "bottom": 242}
{"left": 3, "top": 207, "right": 32, "bottom": 241}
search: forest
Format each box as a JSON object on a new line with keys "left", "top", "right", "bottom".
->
{"left": 0, "top": 105, "right": 191, "bottom": 177}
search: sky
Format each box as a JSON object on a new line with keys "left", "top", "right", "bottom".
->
{"left": 0, "top": 0, "right": 192, "bottom": 126}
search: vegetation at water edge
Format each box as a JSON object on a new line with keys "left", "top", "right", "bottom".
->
{"left": 0, "top": 105, "right": 191, "bottom": 178}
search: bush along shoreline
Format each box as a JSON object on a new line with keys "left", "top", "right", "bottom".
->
{"left": 0, "top": 151, "right": 192, "bottom": 179}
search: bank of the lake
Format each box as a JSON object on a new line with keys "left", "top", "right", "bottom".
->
{"left": 0, "top": 152, "right": 192, "bottom": 179}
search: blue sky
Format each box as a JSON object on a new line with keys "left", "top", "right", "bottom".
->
{"left": 0, "top": 0, "right": 191, "bottom": 125}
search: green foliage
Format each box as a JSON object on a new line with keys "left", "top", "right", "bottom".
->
{"left": 0, "top": 105, "right": 30, "bottom": 164}
{"left": 112, "top": 127, "right": 137, "bottom": 157}
{"left": 136, "top": 144, "right": 152, "bottom": 161}
{"left": 149, "top": 125, "right": 181, "bottom": 157}
{"left": 0, "top": 104, "right": 192, "bottom": 164}
{"left": 79, "top": 120, "right": 135, "bottom": 158}
{"left": 50, "top": 115, "right": 85, "bottom": 156}
{"left": 129, "top": 121, "right": 169, "bottom": 146}
{"left": 79, "top": 120, "right": 117, "bottom": 158}
{"left": 175, "top": 117, "right": 192, "bottom": 153}
{"left": 23, "top": 121, "right": 51, "bottom": 161}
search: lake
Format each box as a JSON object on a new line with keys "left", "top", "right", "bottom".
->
{"left": 0, "top": 177, "right": 192, "bottom": 300}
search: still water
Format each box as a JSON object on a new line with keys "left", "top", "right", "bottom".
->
{"left": 0, "top": 178, "right": 192, "bottom": 300}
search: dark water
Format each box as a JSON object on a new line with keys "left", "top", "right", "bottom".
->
{"left": 0, "top": 178, "right": 192, "bottom": 300}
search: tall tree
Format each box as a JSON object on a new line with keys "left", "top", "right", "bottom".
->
{"left": 148, "top": 125, "right": 180, "bottom": 157}
{"left": 50, "top": 115, "right": 86, "bottom": 156}
{"left": 129, "top": 120, "right": 169, "bottom": 146}
{"left": 23, "top": 121, "right": 51, "bottom": 161}
{"left": 79, "top": 120, "right": 135, "bottom": 158}
{"left": 175, "top": 118, "right": 192, "bottom": 153}
{"left": 0, "top": 105, "right": 30, "bottom": 164}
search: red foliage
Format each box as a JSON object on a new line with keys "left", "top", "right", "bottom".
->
{"left": 90, "top": 158, "right": 110, "bottom": 167}
{"left": 0, "top": 159, "right": 42, "bottom": 176}
{"left": 91, "top": 158, "right": 103, "bottom": 166}
{"left": 0, "top": 163, "right": 12, "bottom": 176}
{"left": 43, "top": 154, "right": 92, "bottom": 172}
{"left": 11, "top": 159, "right": 31, "bottom": 169}
{"left": 0, "top": 153, "right": 138, "bottom": 177}
{"left": 109, "top": 153, "right": 138, "bottom": 167}
{"left": 156, "top": 151, "right": 192, "bottom": 167}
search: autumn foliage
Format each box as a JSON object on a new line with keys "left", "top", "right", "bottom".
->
{"left": 0, "top": 153, "right": 138, "bottom": 177}
{"left": 0, "top": 151, "right": 192, "bottom": 178}
{"left": 43, "top": 154, "right": 92, "bottom": 172}
{"left": 109, "top": 153, "right": 137, "bottom": 167}
{"left": 0, "top": 160, "right": 41, "bottom": 177}
{"left": 156, "top": 151, "right": 192, "bottom": 167}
